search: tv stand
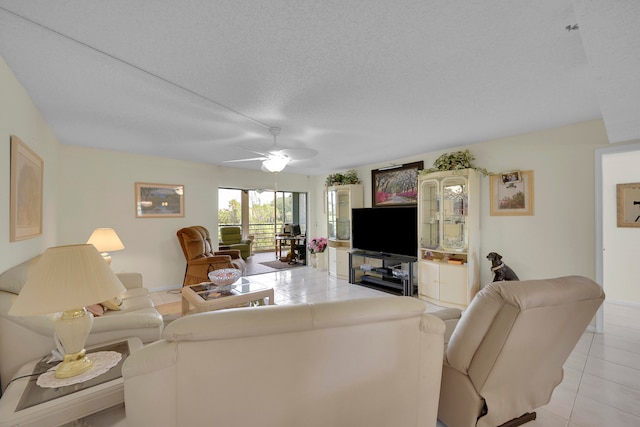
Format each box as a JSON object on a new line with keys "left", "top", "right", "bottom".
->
{"left": 349, "top": 251, "right": 417, "bottom": 296}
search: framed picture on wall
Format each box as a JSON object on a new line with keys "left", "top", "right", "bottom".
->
{"left": 371, "top": 161, "right": 423, "bottom": 207}
{"left": 490, "top": 170, "right": 534, "bottom": 216}
{"left": 500, "top": 170, "right": 521, "bottom": 184}
{"left": 135, "top": 182, "right": 185, "bottom": 218}
{"left": 10, "top": 135, "right": 43, "bottom": 241}
{"left": 616, "top": 182, "right": 640, "bottom": 227}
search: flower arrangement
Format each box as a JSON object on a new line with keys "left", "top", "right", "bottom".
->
{"left": 307, "top": 237, "right": 328, "bottom": 254}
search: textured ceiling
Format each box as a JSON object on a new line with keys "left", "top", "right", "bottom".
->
{"left": 0, "top": 1, "right": 637, "bottom": 175}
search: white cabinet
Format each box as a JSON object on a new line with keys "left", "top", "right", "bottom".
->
{"left": 419, "top": 261, "right": 471, "bottom": 307}
{"left": 327, "top": 184, "right": 363, "bottom": 279}
{"left": 417, "top": 169, "right": 480, "bottom": 309}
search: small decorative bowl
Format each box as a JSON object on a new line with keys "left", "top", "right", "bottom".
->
{"left": 207, "top": 268, "right": 241, "bottom": 291}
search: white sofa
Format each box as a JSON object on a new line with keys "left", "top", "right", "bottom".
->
{"left": 123, "top": 297, "right": 445, "bottom": 427}
{"left": 0, "top": 256, "right": 163, "bottom": 392}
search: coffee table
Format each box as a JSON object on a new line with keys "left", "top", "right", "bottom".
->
{"left": 0, "top": 337, "right": 142, "bottom": 427}
{"left": 181, "top": 277, "right": 275, "bottom": 315}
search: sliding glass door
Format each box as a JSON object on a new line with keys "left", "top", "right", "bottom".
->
{"left": 218, "top": 188, "right": 307, "bottom": 253}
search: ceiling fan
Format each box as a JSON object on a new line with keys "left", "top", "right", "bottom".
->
{"left": 225, "top": 127, "right": 318, "bottom": 172}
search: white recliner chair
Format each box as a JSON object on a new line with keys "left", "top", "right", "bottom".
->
{"left": 434, "top": 276, "right": 605, "bottom": 427}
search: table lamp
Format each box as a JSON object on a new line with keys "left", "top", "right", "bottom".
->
{"left": 9, "top": 244, "right": 126, "bottom": 378}
{"left": 86, "top": 228, "right": 125, "bottom": 265}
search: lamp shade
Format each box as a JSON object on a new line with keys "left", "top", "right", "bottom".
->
{"left": 8, "top": 244, "right": 126, "bottom": 316}
{"left": 86, "top": 228, "right": 125, "bottom": 252}
{"left": 262, "top": 156, "right": 288, "bottom": 172}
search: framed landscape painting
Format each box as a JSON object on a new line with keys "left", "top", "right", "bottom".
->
{"left": 490, "top": 170, "right": 534, "bottom": 216}
{"left": 135, "top": 183, "right": 184, "bottom": 218}
{"left": 10, "top": 136, "right": 43, "bottom": 241}
{"left": 372, "top": 161, "right": 423, "bottom": 207}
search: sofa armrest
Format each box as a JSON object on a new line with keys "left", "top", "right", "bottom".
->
{"left": 430, "top": 307, "right": 462, "bottom": 347}
{"left": 116, "top": 272, "right": 143, "bottom": 290}
{"left": 430, "top": 307, "right": 462, "bottom": 321}
{"left": 215, "top": 249, "right": 241, "bottom": 260}
{"left": 189, "top": 255, "right": 233, "bottom": 266}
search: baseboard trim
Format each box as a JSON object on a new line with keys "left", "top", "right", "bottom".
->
{"left": 605, "top": 299, "right": 640, "bottom": 309}
{"left": 148, "top": 284, "right": 182, "bottom": 293}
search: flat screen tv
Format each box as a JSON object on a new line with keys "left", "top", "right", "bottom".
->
{"left": 351, "top": 207, "right": 417, "bottom": 258}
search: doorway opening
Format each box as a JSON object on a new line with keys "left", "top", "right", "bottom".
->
{"left": 596, "top": 141, "right": 640, "bottom": 333}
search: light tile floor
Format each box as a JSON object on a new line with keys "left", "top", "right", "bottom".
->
{"left": 80, "top": 265, "right": 640, "bottom": 426}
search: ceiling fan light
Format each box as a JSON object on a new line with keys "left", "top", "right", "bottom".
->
{"left": 262, "top": 156, "right": 288, "bottom": 172}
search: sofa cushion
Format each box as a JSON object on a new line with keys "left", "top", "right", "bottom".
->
{"left": 0, "top": 256, "right": 40, "bottom": 295}
{"left": 102, "top": 296, "right": 123, "bottom": 311}
{"left": 87, "top": 304, "right": 105, "bottom": 316}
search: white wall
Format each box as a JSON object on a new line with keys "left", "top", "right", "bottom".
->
{"left": 474, "top": 121, "right": 608, "bottom": 285}
{"left": 0, "top": 56, "right": 59, "bottom": 273}
{"left": 56, "top": 145, "right": 218, "bottom": 288}
{"left": 56, "top": 149, "right": 314, "bottom": 289}
{"left": 602, "top": 149, "right": 640, "bottom": 304}
{"left": 327, "top": 120, "right": 611, "bottom": 287}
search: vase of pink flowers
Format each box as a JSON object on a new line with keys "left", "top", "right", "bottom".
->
{"left": 307, "top": 237, "right": 328, "bottom": 270}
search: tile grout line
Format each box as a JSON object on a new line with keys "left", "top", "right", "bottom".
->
{"left": 568, "top": 332, "right": 595, "bottom": 425}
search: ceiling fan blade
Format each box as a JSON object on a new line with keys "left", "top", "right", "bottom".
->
{"left": 224, "top": 156, "right": 267, "bottom": 163}
{"left": 229, "top": 128, "right": 316, "bottom": 166}
{"left": 246, "top": 150, "right": 271, "bottom": 157}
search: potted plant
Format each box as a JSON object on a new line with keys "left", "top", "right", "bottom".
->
{"left": 325, "top": 170, "right": 361, "bottom": 187}
{"left": 421, "top": 149, "right": 491, "bottom": 176}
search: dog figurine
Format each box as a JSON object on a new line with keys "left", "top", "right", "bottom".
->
{"left": 486, "top": 252, "right": 519, "bottom": 282}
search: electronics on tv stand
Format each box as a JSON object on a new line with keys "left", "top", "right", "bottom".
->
{"left": 350, "top": 251, "right": 417, "bottom": 297}
{"left": 352, "top": 249, "right": 417, "bottom": 262}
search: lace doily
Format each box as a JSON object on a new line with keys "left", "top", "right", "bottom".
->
{"left": 37, "top": 351, "right": 122, "bottom": 388}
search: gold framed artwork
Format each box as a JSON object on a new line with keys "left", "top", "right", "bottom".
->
{"left": 490, "top": 170, "right": 534, "bottom": 216}
{"left": 616, "top": 182, "right": 640, "bottom": 228}
{"left": 135, "top": 182, "right": 184, "bottom": 218}
{"left": 10, "top": 135, "right": 44, "bottom": 241}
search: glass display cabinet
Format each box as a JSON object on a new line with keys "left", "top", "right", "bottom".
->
{"left": 327, "top": 187, "right": 352, "bottom": 241}
{"left": 326, "top": 184, "right": 363, "bottom": 279}
{"left": 417, "top": 169, "right": 480, "bottom": 309}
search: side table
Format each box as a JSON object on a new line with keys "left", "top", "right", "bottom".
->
{"left": 0, "top": 337, "right": 142, "bottom": 427}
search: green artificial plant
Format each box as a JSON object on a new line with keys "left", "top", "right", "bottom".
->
{"left": 325, "top": 169, "right": 361, "bottom": 187}
{"left": 421, "top": 149, "right": 491, "bottom": 176}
